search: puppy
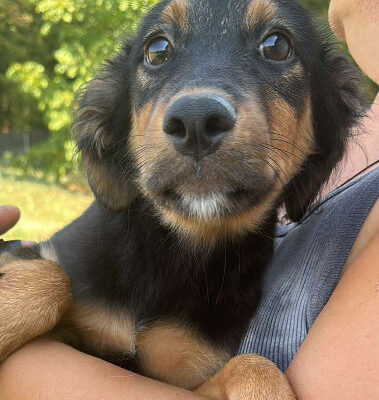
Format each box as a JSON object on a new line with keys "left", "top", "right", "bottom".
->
{"left": 0, "top": 0, "right": 362, "bottom": 398}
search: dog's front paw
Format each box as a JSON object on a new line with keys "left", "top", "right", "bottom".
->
{"left": 0, "top": 259, "right": 71, "bottom": 361}
{"left": 194, "top": 354, "right": 296, "bottom": 400}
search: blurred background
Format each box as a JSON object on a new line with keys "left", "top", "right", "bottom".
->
{"left": 0, "top": 0, "right": 377, "bottom": 241}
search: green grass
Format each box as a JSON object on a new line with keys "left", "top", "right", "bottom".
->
{"left": 0, "top": 173, "right": 93, "bottom": 242}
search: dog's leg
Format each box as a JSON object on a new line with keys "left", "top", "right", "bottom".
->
{"left": 0, "top": 250, "right": 71, "bottom": 361}
{"left": 194, "top": 354, "right": 296, "bottom": 400}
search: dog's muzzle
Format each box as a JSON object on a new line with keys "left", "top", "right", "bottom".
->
{"left": 163, "top": 93, "right": 236, "bottom": 161}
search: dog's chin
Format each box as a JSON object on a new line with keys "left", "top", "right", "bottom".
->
{"left": 155, "top": 188, "right": 266, "bottom": 221}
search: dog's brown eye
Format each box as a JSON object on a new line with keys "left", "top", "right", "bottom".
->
{"left": 259, "top": 33, "right": 292, "bottom": 61}
{"left": 146, "top": 37, "right": 173, "bottom": 66}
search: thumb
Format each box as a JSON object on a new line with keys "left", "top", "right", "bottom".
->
{"left": 0, "top": 205, "right": 20, "bottom": 235}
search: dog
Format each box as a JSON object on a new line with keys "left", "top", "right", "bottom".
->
{"left": 0, "top": 0, "right": 362, "bottom": 398}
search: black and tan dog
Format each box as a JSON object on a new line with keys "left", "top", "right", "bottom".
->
{"left": 0, "top": 0, "right": 362, "bottom": 398}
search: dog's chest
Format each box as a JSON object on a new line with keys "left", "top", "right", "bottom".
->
{"left": 57, "top": 302, "right": 230, "bottom": 389}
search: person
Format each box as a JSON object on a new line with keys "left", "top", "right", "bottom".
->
{"left": 0, "top": 1, "right": 378, "bottom": 399}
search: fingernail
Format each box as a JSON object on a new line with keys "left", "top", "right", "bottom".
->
{"left": 21, "top": 241, "right": 36, "bottom": 248}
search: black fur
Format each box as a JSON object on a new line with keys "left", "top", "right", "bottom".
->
{"left": 48, "top": 200, "right": 275, "bottom": 366}
{"left": 5, "top": 0, "right": 363, "bottom": 374}
{"left": 281, "top": 43, "right": 364, "bottom": 220}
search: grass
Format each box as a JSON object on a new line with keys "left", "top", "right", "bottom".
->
{"left": 0, "top": 172, "right": 93, "bottom": 242}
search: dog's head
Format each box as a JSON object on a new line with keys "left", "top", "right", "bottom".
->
{"left": 74, "top": 0, "right": 362, "bottom": 242}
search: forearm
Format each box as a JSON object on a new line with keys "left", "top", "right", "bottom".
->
{"left": 0, "top": 337, "right": 203, "bottom": 400}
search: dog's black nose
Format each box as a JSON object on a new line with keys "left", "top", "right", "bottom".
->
{"left": 163, "top": 94, "right": 236, "bottom": 160}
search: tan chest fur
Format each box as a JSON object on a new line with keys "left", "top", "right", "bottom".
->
{"left": 57, "top": 302, "right": 230, "bottom": 389}
{"left": 136, "top": 323, "right": 230, "bottom": 389}
{"left": 56, "top": 303, "right": 137, "bottom": 356}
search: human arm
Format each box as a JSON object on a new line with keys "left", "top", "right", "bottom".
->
{"left": 0, "top": 337, "right": 203, "bottom": 400}
{"left": 286, "top": 200, "right": 379, "bottom": 400}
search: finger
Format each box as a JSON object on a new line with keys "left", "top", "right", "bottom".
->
{"left": 0, "top": 206, "right": 21, "bottom": 235}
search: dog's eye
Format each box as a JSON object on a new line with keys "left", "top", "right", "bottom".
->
{"left": 258, "top": 33, "right": 292, "bottom": 61}
{"left": 145, "top": 37, "right": 173, "bottom": 66}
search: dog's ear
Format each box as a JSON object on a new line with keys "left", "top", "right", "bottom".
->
{"left": 73, "top": 43, "right": 137, "bottom": 210}
{"left": 282, "top": 41, "right": 364, "bottom": 221}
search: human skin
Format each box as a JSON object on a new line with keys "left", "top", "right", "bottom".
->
{"left": 285, "top": 2, "right": 379, "bottom": 398}
{"left": 0, "top": 338, "right": 202, "bottom": 400}
{"left": 329, "top": 0, "right": 379, "bottom": 84}
{"left": 322, "top": 0, "right": 379, "bottom": 192}
{"left": 285, "top": 222, "right": 379, "bottom": 400}
{"left": 0, "top": 1, "right": 378, "bottom": 399}
{"left": 0, "top": 206, "right": 20, "bottom": 235}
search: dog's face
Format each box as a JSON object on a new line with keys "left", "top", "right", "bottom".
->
{"left": 130, "top": 0, "right": 315, "bottom": 238}
{"left": 75, "top": 0, "right": 361, "bottom": 242}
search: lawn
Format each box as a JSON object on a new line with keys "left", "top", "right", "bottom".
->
{"left": 0, "top": 173, "right": 93, "bottom": 242}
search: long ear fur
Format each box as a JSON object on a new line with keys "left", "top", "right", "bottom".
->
{"left": 282, "top": 39, "right": 364, "bottom": 221}
{"left": 73, "top": 42, "right": 137, "bottom": 210}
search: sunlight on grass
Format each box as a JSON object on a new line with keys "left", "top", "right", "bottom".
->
{"left": 0, "top": 174, "right": 93, "bottom": 242}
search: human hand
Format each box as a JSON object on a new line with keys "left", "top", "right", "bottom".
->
{"left": 0, "top": 206, "right": 34, "bottom": 249}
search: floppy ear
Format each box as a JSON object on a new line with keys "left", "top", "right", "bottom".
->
{"left": 282, "top": 41, "right": 364, "bottom": 221}
{"left": 73, "top": 42, "right": 137, "bottom": 210}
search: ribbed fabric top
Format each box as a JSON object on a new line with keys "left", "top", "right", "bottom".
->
{"left": 237, "top": 167, "right": 379, "bottom": 372}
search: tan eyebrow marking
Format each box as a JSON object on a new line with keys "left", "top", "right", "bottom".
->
{"left": 162, "top": 0, "right": 188, "bottom": 32}
{"left": 244, "top": 0, "right": 278, "bottom": 31}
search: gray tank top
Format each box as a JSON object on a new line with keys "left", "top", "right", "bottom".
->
{"left": 237, "top": 167, "right": 379, "bottom": 372}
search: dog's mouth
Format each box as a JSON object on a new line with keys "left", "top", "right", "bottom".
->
{"left": 156, "top": 187, "right": 266, "bottom": 220}
{"left": 141, "top": 145, "right": 276, "bottom": 223}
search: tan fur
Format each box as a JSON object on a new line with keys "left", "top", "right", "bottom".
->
{"left": 57, "top": 302, "right": 136, "bottom": 356}
{"left": 39, "top": 242, "right": 59, "bottom": 264}
{"left": 157, "top": 195, "right": 277, "bottom": 247}
{"left": 195, "top": 354, "right": 297, "bottom": 400}
{"left": 244, "top": 0, "right": 278, "bottom": 32}
{"left": 162, "top": 0, "right": 188, "bottom": 32}
{"left": 129, "top": 87, "right": 313, "bottom": 245}
{"left": 0, "top": 252, "right": 17, "bottom": 266}
{"left": 268, "top": 94, "right": 313, "bottom": 183}
{"left": 83, "top": 154, "right": 135, "bottom": 210}
{"left": 130, "top": 100, "right": 161, "bottom": 150}
{"left": 130, "top": 88, "right": 236, "bottom": 174}
{"left": 137, "top": 323, "right": 230, "bottom": 389}
{"left": 130, "top": 100, "right": 174, "bottom": 192}
{"left": 0, "top": 259, "right": 71, "bottom": 361}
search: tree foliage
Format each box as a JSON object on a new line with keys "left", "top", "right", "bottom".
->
{"left": 1, "top": 0, "right": 157, "bottom": 181}
{"left": 0, "top": 0, "right": 377, "bottom": 182}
